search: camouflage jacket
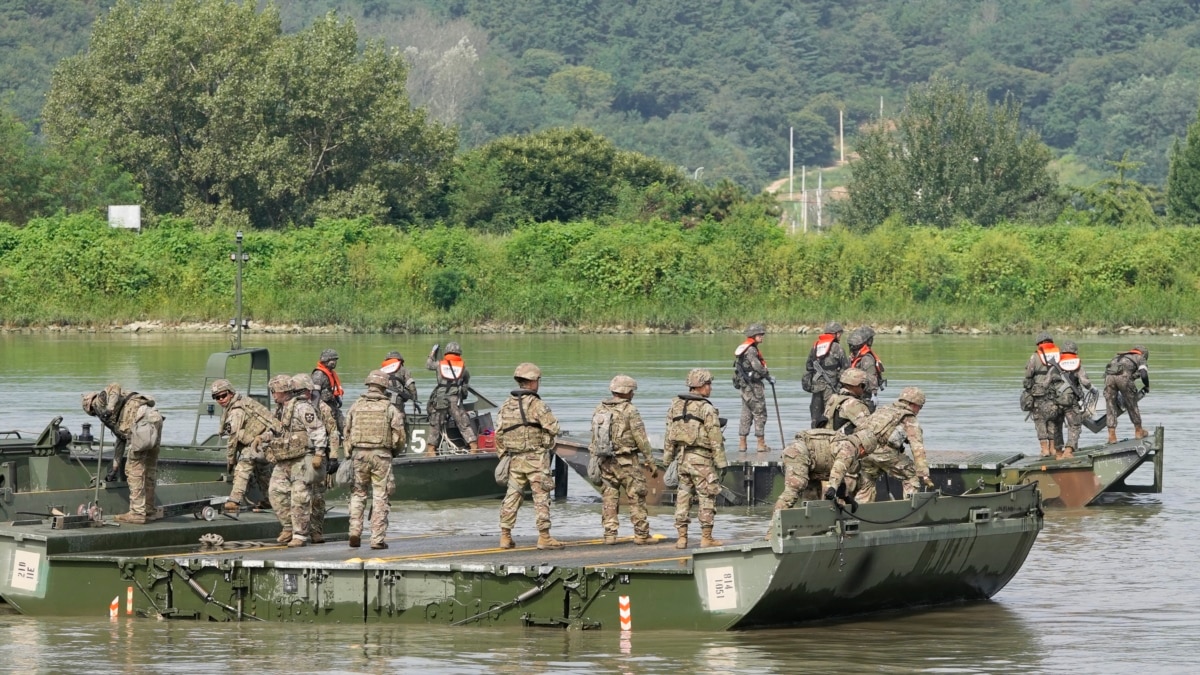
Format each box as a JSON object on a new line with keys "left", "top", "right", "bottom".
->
{"left": 663, "top": 394, "right": 726, "bottom": 468}
{"left": 495, "top": 390, "right": 560, "bottom": 455}
{"left": 593, "top": 398, "right": 653, "bottom": 461}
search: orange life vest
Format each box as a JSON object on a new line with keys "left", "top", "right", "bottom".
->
{"left": 1058, "top": 351, "right": 1080, "bottom": 372}
{"left": 734, "top": 338, "right": 766, "bottom": 366}
{"left": 380, "top": 357, "right": 402, "bottom": 374}
{"left": 851, "top": 344, "right": 884, "bottom": 376}
{"left": 813, "top": 333, "right": 836, "bottom": 358}
{"left": 437, "top": 354, "right": 466, "bottom": 382}
{"left": 314, "top": 361, "right": 344, "bottom": 397}
{"left": 1036, "top": 343, "right": 1060, "bottom": 367}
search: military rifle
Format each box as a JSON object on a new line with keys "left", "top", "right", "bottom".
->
{"left": 811, "top": 358, "right": 839, "bottom": 392}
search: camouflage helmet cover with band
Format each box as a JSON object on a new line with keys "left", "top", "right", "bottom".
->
{"left": 839, "top": 368, "right": 868, "bottom": 386}
{"left": 291, "top": 373, "right": 316, "bottom": 391}
{"left": 514, "top": 362, "right": 542, "bottom": 380}
{"left": 365, "top": 369, "right": 390, "bottom": 389}
{"left": 686, "top": 368, "right": 713, "bottom": 388}
{"left": 898, "top": 386, "right": 926, "bottom": 407}
{"left": 609, "top": 374, "right": 637, "bottom": 394}
{"left": 210, "top": 379, "right": 235, "bottom": 396}
{"left": 319, "top": 348, "right": 339, "bottom": 363}
{"left": 269, "top": 374, "right": 294, "bottom": 393}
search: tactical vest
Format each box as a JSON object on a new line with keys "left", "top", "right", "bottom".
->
{"left": 270, "top": 399, "right": 313, "bottom": 462}
{"left": 667, "top": 394, "right": 713, "bottom": 450}
{"left": 861, "top": 404, "right": 909, "bottom": 448}
{"left": 824, "top": 393, "right": 868, "bottom": 434}
{"left": 349, "top": 398, "right": 395, "bottom": 450}
{"left": 225, "top": 396, "right": 275, "bottom": 444}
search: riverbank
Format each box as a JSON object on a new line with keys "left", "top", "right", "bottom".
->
{"left": 0, "top": 320, "right": 1175, "bottom": 336}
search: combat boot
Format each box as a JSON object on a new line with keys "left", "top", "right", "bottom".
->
{"left": 499, "top": 528, "right": 515, "bottom": 549}
{"left": 1058, "top": 446, "right": 1075, "bottom": 460}
{"left": 223, "top": 500, "right": 240, "bottom": 513}
{"left": 536, "top": 531, "right": 565, "bottom": 550}
{"left": 633, "top": 533, "right": 660, "bottom": 545}
{"left": 276, "top": 529, "right": 293, "bottom": 544}
{"left": 1134, "top": 425, "right": 1149, "bottom": 439}
{"left": 114, "top": 512, "right": 147, "bottom": 524}
{"left": 287, "top": 536, "right": 307, "bottom": 548}
{"left": 756, "top": 437, "right": 769, "bottom": 453}
{"left": 603, "top": 532, "right": 618, "bottom": 545}
{"left": 675, "top": 526, "right": 688, "bottom": 549}
{"left": 700, "top": 527, "right": 723, "bottom": 548}
{"left": 738, "top": 437, "right": 748, "bottom": 453}
{"left": 348, "top": 534, "right": 361, "bottom": 548}
{"left": 309, "top": 533, "right": 324, "bottom": 544}
{"left": 1038, "top": 440, "right": 1052, "bottom": 457}
{"left": 370, "top": 541, "right": 388, "bottom": 550}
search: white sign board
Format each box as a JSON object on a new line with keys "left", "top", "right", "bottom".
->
{"left": 10, "top": 549, "right": 41, "bottom": 592}
{"left": 704, "top": 566, "right": 738, "bottom": 611}
{"left": 108, "top": 205, "right": 141, "bottom": 231}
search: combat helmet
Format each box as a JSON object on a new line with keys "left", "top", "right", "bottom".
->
{"left": 82, "top": 383, "right": 126, "bottom": 416}
{"left": 848, "top": 326, "right": 875, "bottom": 348}
{"left": 268, "top": 374, "right": 294, "bottom": 394}
{"left": 686, "top": 368, "right": 713, "bottom": 388}
{"left": 839, "top": 368, "right": 867, "bottom": 387}
{"left": 386, "top": 350, "right": 404, "bottom": 361}
{"left": 210, "top": 379, "right": 235, "bottom": 397}
{"left": 445, "top": 342, "right": 462, "bottom": 355}
{"left": 514, "top": 362, "right": 542, "bottom": 381}
{"left": 291, "top": 373, "right": 316, "bottom": 392}
{"left": 1061, "top": 340, "right": 1078, "bottom": 353}
{"left": 744, "top": 323, "right": 766, "bottom": 337}
{"left": 609, "top": 374, "right": 637, "bottom": 395}
{"left": 1034, "top": 332, "right": 1052, "bottom": 345}
{"left": 824, "top": 321, "right": 844, "bottom": 335}
{"left": 365, "top": 369, "right": 389, "bottom": 389}
{"left": 319, "top": 348, "right": 339, "bottom": 363}
{"left": 898, "top": 386, "right": 926, "bottom": 407}
{"left": 1131, "top": 344, "right": 1149, "bottom": 357}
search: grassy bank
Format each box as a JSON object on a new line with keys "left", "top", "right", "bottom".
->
{"left": 0, "top": 214, "right": 1195, "bottom": 332}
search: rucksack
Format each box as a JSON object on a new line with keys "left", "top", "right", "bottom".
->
{"left": 591, "top": 406, "right": 615, "bottom": 457}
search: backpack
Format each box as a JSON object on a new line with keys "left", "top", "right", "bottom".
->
{"left": 591, "top": 405, "right": 616, "bottom": 457}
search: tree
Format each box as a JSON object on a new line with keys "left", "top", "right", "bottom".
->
{"left": 847, "top": 77, "right": 1059, "bottom": 229}
{"left": 1167, "top": 107, "right": 1200, "bottom": 224}
{"left": 43, "top": 0, "right": 456, "bottom": 227}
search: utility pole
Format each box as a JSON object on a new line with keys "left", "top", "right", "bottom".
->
{"left": 229, "top": 231, "right": 249, "bottom": 351}
{"left": 801, "top": 166, "right": 807, "bottom": 233}
{"left": 839, "top": 109, "right": 845, "bottom": 164}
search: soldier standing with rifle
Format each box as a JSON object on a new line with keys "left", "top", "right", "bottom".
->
{"left": 804, "top": 321, "right": 850, "bottom": 428}
{"left": 733, "top": 323, "right": 775, "bottom": 453}
{"left": 312, "top": 348, "right": 345, "bottom": 435}
{"left": 426, "top": 341, "right": 478, "bottom": 453}
{"left": 380, "top": 351, "right": 420, "bottom": 414}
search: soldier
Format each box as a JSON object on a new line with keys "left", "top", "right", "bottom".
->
{"left": 426, "top": 341, "right": 478, "bottom": 453}
{"left": 495, "top": 362, "right": 563, "bottom": 550}
{"left": 1045, "top": 341, "right": 1095, "bottom": 460}
{"left": 822, "top": 368, "right": 873, "bottom": 434}
{"left": 380, "top": 350, "right": 419, "bottom": 413}
{"left": 1023, "top": 332, "right": 1061, "bottom": 457}
{"left": 824, "top": 428, "right": 882, "bottom": 504}
{"left": 772, "top": 428, "right": 837, "bottom": 514}
{"left": 213, "top": 379, "right": 279, "bottom": 513}
{"left": 664, "top": 368, "right": 728, "bottom": 549}
{"left": 804, "top": 321, "right": 850, "bottom": 428}
{"left": 1104, "top": 344, "right": 1151, "bottom": 443}
{"left": 292, "top": 373, "right": 341, "bottom": 544}
{"left": 81, "top": 384, "right": 164, "bottom": 524}
{"left": 311, "top": 348, "right": 345, "bottom": 434}
{"left": 345, "top": 370, "right": 406, "bottom": 550}
{"left": 592, "top": 375, "right": 660, "bottom": 545}
{"left": 265, "top": 373, "right": 327, "bottom": 547}
{"left": 847, "top": 326, "right": 885, "bottom": 405}
{"left": 733, "top": 323, "right": 774, "bottom": 453}
{"left": 850, "top": 387, "right": 933, "bottom": 503}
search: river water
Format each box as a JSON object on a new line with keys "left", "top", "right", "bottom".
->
{"left": 0, "top": 331, "right": 1194, "bottom": 673}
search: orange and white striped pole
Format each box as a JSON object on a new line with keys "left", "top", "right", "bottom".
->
{"left": 126, "top": 586, "right": 133, "bottom": 615}
{"left": 108, "top": 596, "right": 119, "bottom": 618}
{"left": 618, "top": 595, "right": 632, "bottom": 631}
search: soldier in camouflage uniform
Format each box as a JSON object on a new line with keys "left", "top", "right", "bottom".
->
{"left": 734, "top": 323, "right": 774, "bottom": 453}
{"left": 664, "top": 368, "right": 728, "bottom": 549}
{"left": 847, "top": 327, "right": 885, "bottom": 405}
{"left": 1045, "top": 341, "right": 1095, "bottom": 460}
{"left": 292, "top": 373, "right": 342, "bottom": 544}
{"left": 264, "top": 373, "right": 327, "bottom": 547}
{"left": 822, "top": 368, "right": 873, "bottom": 434}
{"left": 311, "top": 348, "right": 345, "bottom": 435}
{"left": 1104, "top": 344, "right": 1150, "bottom": 443}
{"left": 804, "top": 321, "right": 850, "bottom": 428}
{"left": 345, "top": 370, "right": 406, "bottom": 550}
{"left": 381, "top": 350, "right": 419, "bottom": 413}
{"left": 822, "top": 429, "right": 881, "bottom": 506}
{"left": 426, "top": 341, "right": 478, "bottom": 453}
{"left": 846, "top": 387, "right": 933, "bottom": 503}
{"left": 593, "top": 375, "right": 660, "bottom": 545}
{"left": 1023, "top": 332, "right": 1061, "bottom": 457}
{"left": 82, "top": 384, "right": 164, "bottom": 524}
{"left": 495, "top": 362, "right": 562, "bottom": 550}
{"left": 213, "top": 379, "right": 279, "bottom": 513}
{"left": 772, "top": 428, "right": 838, "bottom": 514}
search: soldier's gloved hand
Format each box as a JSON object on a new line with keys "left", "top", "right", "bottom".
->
{"left": 327, "top": 458, "right": 340, "bottom": 475}
{"left": 767, "top": 375, "right": 777, "bottom": 385}
{"left": 844, "top": 493, "right": 859, "bottom": 513}
{"left": 311, "top": 454, "right": 324, "bottom": 470}
{"left": 824, "top": 486, "right": 838, "bottom": 501}
{"left": 920, "top": 474, "right": 935, "bottom": 489}
{"left": 646, "top": 463, "right": 659, "bottom": 478}
{"left": 105, "top": 468, "right": 120, "bottom": 483}
{"left": 430, "top": 343, "right": 440, "bottom": 356}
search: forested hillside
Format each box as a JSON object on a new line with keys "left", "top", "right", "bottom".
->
{"left": 4, "top": 0, "right": 1200, "bottom": 189}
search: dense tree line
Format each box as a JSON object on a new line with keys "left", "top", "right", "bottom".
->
{"left": 5, "top": 1, "right": 1200, "bottom": 190}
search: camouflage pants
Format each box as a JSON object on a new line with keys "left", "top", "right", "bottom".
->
{"left": 772, "top": 436, "right": 836, "bottom": 513}
{"left": 310, "top": 456, "right": 328, "bottom": 539}
{"left": 673, "top": 451, "right": 721, "bottom": 530}
{"left": 349, "top": 450, "right": 396, "bottom": 546}
{"left": 1031, "top": 397, "right": 1058, "bottom": 441}
{"left": 809, "top": 389, "right": 832, "bottom": 428}
{"left": 1046, "top": 403, "right": 1083, "bottom": 450}
{"left": 600, "top": 454, "right": 650, "bottom": 537}
{"left": 1105, "top": 373, "right": 1142, "bottom": 428}
{"left": 823, "top": 439, "right": 863, "bottom": 501}
{"left": 500, "top": 451, "right": 554, "bottom": 532}
{"left": 126, "top": 443, "right": 160, "bottom": 517}
{"left": 429, "top": 401, "right": 477, "bottom": 452}
{"left": 228, "top": 455, "right": 271, "bottom": 506}
{"left": 269, "top": 456, "right": 314, "bottom": 539}
{"left": 855, "top": 447, "right": 917, "bottom": 503}
{"left": 739, "top": 382, "right": 767, "bottom": 439}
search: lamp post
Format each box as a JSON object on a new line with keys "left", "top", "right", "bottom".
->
{"left": 229, "top": 231, "right": 249, "bottom": 350}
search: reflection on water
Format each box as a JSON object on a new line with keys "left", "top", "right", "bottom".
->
{"left": 0, "top": 332, "right": 1197, "bottom": 671}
